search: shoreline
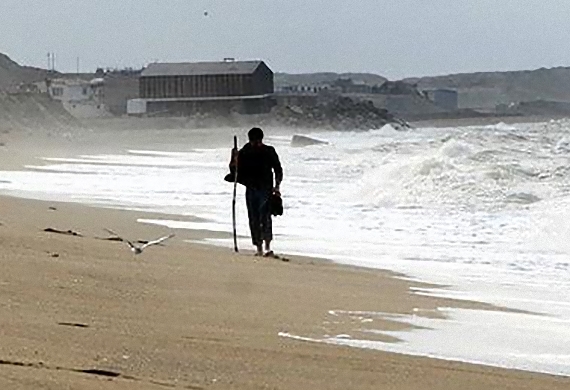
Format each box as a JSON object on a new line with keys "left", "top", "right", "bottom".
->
{"left": 1, "top": 125, "right": 570, "bottom": 388}
{"left": 1, "top": 194, "right": 569, "bottom": 389}
{"left": 410, "top": 114, "right": 570, "bottom": 128}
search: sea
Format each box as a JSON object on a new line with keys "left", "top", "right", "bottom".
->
{"left": 1, "top": 120, "right": 570, "bottom": 376}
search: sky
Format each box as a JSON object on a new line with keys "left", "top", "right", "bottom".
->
{"left": 1, "top": 0, "right": 569, "bottom": 80}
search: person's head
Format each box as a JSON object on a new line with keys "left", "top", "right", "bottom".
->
{"left": 248, "top": 127, "right": 264, "bottom": 147}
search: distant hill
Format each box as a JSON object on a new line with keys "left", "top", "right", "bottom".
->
{"left": 0, "top": 53, "right": 55, "bottom": 90}
{"left": 0, "top": 92, "right": 78, "bottom": 133}
{"left": 403, "top": 67, "right": 570, "bottom": 109}
{"left": 275, "top": 72, "right": 387, "bottom": 87}
{"left": 6, "top": 51, "right": 570, "bottom": 117}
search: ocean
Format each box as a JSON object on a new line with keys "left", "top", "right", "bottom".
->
{"left": 1, "top": 120, "right": 570, "bottom": 376}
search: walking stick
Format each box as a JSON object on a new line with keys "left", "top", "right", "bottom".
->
{"left": 232, "top": 136, "right": 239, "bottom": 253}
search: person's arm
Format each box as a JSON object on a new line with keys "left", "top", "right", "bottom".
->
{"left": 271, "top": 148, "right": 283, "bottom": 192}
{"left": 229, "top": 145, "right": 239, "bottom": 167}
{"left": 227, "top": 147, "right": 245, "bottom": 184}
{"left": 225, "top": 149, "right": 236, "bottom": 183}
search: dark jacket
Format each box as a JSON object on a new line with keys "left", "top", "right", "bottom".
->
{"left": 227, "top": 143, "right": 283, "bottom": 190}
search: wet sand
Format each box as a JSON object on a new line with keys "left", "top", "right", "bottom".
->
{"left": 0, "top": 128, "right": 569, "bottom": 389}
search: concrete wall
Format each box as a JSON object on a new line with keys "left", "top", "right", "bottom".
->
{"left": 144, "top": 97, "right": 274, "bottom": 116}
{"left": 62, "top": 101, "right": 111, "bottom": 119}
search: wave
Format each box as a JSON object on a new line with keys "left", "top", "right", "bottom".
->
{"left": 482, "top": 122, "right": 518, "bottom": 131}
{"left": 344, "top": 137, "right": 549, "bottom": 209}
{"left": 505, "top": 192, "right": 541, "bottom": 204}
{"left": 128, "top": 149, "right": 199, "bottom": 157}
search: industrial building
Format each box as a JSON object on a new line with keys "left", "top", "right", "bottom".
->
{"left": 128, "top": 60, "right": 274, "bottom": 116}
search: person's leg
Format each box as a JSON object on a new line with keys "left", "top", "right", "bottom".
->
{"left": 245, "top": 188, "right": 263, "bottom": 255}
{"left": 260, "top": 190, "right": 274, "bottom": 255}
{"left": 263, "top": 217, "right": 272, "bottom": 253}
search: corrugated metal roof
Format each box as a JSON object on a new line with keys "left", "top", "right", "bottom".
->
{"left": 141, "top": 61, "right": 266, "bottom": 77}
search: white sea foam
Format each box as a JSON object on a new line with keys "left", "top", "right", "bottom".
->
{"left": 280, "top": 308, "right": 570, "bottom": 377}
{"left": 1, "top": 122, "right": 570, "bottom": 374}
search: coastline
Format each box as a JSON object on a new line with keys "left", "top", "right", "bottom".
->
{"left": 2, "top": 195, "right": 569, "bottom": 389}
{"left": 410, "top": 114, "right": 570, "bottom": 129}
{"left": 1, "top": 127, "right": 570, "bottom": 388}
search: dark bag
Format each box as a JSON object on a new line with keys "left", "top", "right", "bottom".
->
{"left": 224, "top": 172, "right": 235, "bottom": 183}
{"left": 270, "top": 192, "right": 283, "bottom": 216}
{"left": 224, "top": 165, "right": 238, "bottom": 183}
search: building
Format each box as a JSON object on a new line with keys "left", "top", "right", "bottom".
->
{"left": 102, "top": 70, "right": 141, "bottom": 116}
{"left": 276, "top": 84, "right": 332, "bottom": 94}
{"left": 129, "top": 60, "right": 275, "bottom": 116}
{"left": 424, "top": 89, "right": 459, "bottom": 111}
{"left": 36, "top": 78, "right": 110, "bottom": 118}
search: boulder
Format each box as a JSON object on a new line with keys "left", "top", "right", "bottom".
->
{"left": 291, "top": 135, "right": 328, "bottom": 147}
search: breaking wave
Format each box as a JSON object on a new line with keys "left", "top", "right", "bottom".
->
{"left": 342, "top": 135, "right": 552, "bottom": 209}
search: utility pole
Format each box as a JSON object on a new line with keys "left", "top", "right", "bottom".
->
{"left": 47, "top": 53, "right": 51, "bottom": 71}
{"left": 77, "top": 57, "right": 80, "bottom": 74}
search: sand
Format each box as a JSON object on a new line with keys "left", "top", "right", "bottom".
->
{"left": 0, "top": 128, "right": 569, "bottom": 389}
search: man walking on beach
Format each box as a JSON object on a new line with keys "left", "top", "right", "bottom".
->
{"left": 230, "top": 127, "right": 283, "bottom": 257}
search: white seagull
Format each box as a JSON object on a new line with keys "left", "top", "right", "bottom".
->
{"left": 104, "top": 228, "right": 175, "bottom": 255}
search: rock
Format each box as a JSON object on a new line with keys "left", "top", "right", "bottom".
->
{"left": 291, "top": 135, "right": 328, "bottom": 147}
{"left": 173, "top": 95, "right": 408, "bottom": 131}
{"left": 288, "top": 106, "right": 304, "bottom": 115}
{"left": 266, "top": 95, "right": 396, "bottom": 130}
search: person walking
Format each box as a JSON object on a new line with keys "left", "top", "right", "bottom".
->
{"left": 229, "top": 127, "right": 283, "bottom": 257}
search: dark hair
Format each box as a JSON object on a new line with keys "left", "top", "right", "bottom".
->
{"left": 248, "top": 127, "right": 264, "bottom": 141}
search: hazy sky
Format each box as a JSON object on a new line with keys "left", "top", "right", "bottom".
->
{"left": 1, "top": 0, "right": 569, "bottom": 79}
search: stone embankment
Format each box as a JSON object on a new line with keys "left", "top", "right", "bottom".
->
{"left": 265, "top": 96, "right": 410, "bottom": 130}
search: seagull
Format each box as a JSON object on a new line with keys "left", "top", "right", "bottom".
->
{"left": 104, "top": 228, "right": 175, "bottom": 255}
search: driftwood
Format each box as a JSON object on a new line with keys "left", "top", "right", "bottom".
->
{"left": 97, "top": 235, "right": 153, "bottom": 245}
{"left": 57, "top": 322, "right": 89, "bottom": 328}
{"left": 96, "top": 236, "right": 123, "bottom": 242}
{"left": 43, "top": 228, "right": 83, "bottom": 237}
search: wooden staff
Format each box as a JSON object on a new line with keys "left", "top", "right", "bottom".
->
{"left": 232, "top": 136, "right": 239, "bottom": 253}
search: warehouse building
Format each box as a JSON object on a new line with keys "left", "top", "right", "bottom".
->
{"left": 128, "top": 60, "right": 274, "bottom": 116}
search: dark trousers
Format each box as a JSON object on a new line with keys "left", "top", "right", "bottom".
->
{"left": 245, "top": 188, "right": 273, "bottom": 246}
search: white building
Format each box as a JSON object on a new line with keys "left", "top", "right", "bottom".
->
{"left": 37, "top": 78, "right": 111, "bottom": 118}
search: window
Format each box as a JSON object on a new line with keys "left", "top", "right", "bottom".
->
{"left": 178, "top": 77, "right": 184, "bottom": 97}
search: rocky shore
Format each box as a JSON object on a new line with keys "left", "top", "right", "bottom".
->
{"left": 266, "top": 96, "right": 409, "bottom": 130}
{"left": 175, "top": 95, "right": 409, "bottom": 131}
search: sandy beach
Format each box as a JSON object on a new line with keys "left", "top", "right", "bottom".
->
{"left": 1, "top": 127, "right": 570, "bottom": 389}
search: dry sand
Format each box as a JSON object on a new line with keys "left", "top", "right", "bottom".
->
{"left": 0, "top": 128, "right": 569, "bottom": 389}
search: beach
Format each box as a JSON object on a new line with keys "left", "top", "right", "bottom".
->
{"left": 1, "top": 124, "right": 570, "bottom": 389}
